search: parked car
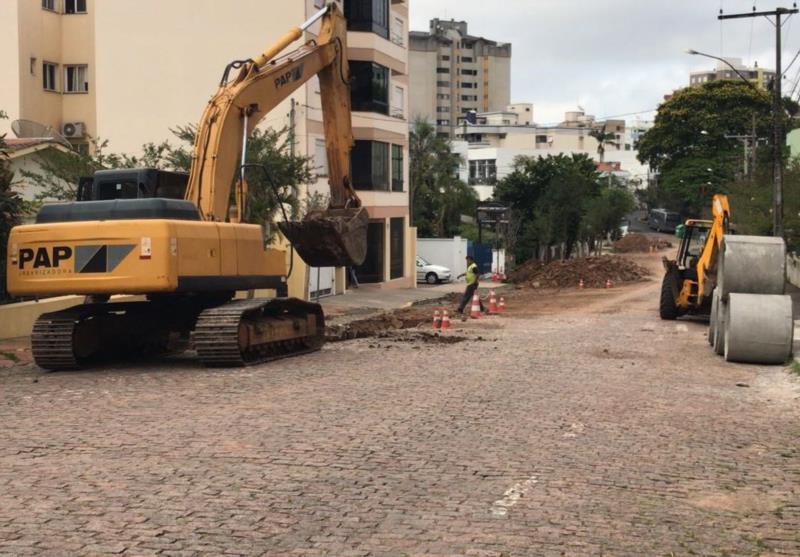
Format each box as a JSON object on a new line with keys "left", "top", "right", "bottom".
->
{"left": 416, "top": 256, "right": 452, "bottom": 284}
{"left": 648, "top": 208, "right": 682, "bottom": 233}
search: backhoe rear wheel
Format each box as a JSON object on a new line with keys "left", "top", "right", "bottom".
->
{"left": 659, "top": 271, "right": 680, "bottom": 320}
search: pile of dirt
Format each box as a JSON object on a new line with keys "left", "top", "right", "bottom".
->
{"left": 508, "top": 255, "right": 650, "bottom": 289}
{"left": 613, "top": 233, "right": 673, "bottom": 253}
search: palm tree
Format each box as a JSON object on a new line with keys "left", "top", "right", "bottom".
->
{"left": 588, "top": 124, "right": 617, "bottom": 163}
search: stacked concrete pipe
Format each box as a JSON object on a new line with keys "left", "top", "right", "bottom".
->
{"left": 709, "top": 235, "right": 794, "bottom": 364}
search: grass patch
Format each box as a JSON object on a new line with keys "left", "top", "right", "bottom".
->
{"left": 0, "top": 351, "right": 19, "bottom": 363}
{"left": 791, "top": 360, "right": 800, "bottom": 376}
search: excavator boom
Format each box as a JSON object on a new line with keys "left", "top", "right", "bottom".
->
{"left": 184, "top": 3, "right": 367, "bottom": 267}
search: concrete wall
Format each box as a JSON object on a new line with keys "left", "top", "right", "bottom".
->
{"left": 0, "top": 1, "right": 20, "bottom": 137}
{"left": 417, "top": 236, "right": 468, "bottom": 276}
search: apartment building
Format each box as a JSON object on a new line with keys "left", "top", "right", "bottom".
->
{"left": 409, "top": 18, "right": 511, "bottom": 137}
{"left": 453, "top": 108, "right": 648, "bottom": 200}
{"left": 689, "top": 57, "right": 775, "bottom": 91}
{"left": 0, "top": 0, "right": 413, "bottom": 296}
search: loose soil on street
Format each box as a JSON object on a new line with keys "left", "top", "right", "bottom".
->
{"left": 1, "top": 244, "right": 799, "bottom": 556}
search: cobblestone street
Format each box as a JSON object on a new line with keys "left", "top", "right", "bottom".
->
{"left": 1, "top": 272, "right": 799, "bottom": 556}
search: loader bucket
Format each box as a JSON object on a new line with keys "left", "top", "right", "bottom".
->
{"left": 278, "top": 207, "right": 369, "bottom": 267}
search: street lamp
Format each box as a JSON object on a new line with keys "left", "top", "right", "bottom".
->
{"left": 687, "top": 48, "right": 783, "bottom": 236}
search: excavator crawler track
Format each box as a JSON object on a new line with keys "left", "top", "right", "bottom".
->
{"left": 31, "top": 310, "right": 82, "bottom": 370}
{"left": 193, "top": 298, "right": 325, "bottom": 367}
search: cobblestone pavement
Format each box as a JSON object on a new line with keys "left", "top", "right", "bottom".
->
{"left": 1, "top": 275, "right": 799, "bottom": 556}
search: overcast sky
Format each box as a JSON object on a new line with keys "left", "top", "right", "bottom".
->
{"left": 409, "top": 0, "right": 800, "bottom": 125}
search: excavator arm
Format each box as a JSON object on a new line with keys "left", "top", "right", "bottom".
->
{"left": 695, "top": 194, "right": 731, "bottom": 298}
{"left": 184, "top": 3, "right": 367, "bottom": 267}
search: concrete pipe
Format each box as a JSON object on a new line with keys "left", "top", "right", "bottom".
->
{"left": 724, "top": 293, "right": 794, "bottom": 365}
{"left": 718, "top": 235, "right": 786, "bottom": 300}
{"left": 708, "top": 288, "right": 720, "bottom": 346}
{"left": 713, "top": 296, "right": 727, "bottom": 356}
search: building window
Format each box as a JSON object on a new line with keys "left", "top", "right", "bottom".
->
{"left": 355, "top": 221, "right": 385, "bottom": 283}
{"left": 461, "top": 95, "right": 477, "bottom": 101}
{"left": 42, "top": 62, "right": 57, "bottom": 91}
{"left": 460, "top": 69, "right": 478, "bottom": 76}
{"left": 390, "top": 217, "right": 404, "bottom": 280}
{"left": 469, "top": 159, "right": 497, "bottom": 184}
{"left": 436, "top": 93, "right": 450, "bottom": 100}
{"left": 436, "top": 119, "right": 450, "bottom": 126}
{"left": 391, "top": 144, "right": 403, "bottom": 192}
{"left": 436, "top": 106, "right": 450, "bottom": 113}
{"left": 535, "top": 135, "right": 549, "bottom": 144}
{"left": 350, "top": 61, "right": 388, "bottom": 115}
{"left": 314, "top": 138, "right": 328, "bottom": 177}
{"left": 436, "top": 67, "right": 450, "bottom": 74}
{"left": 391, "top": 85, "right": 404, "bottom": 119}
{"left": 391, "top": 16, "right": 404, "bottom": 46}
{"left": 461, "top": 82, "right": 475, "bottom": 88}
{"left": 436, "top": 81, "right": 450, "bottom": 87}
{"left": 64, "top": 65, "right": 88, "bottom": 93}
{"left": 42, "top": 0, "right": 56, "bottom": 11}
{"left": 64, "top": 0, "right": 86, "bottom": 13}
{"left": 351, "top": 140, "right": 389, "bottom": 191}
{"left": 343, "top": 0, "right": 389, "bottom": 40}
{"left": 462, "top": 56, "right": 474, "bottom": 63}
{"left": 440, "top": 55, "right": 450, "bottom": 61}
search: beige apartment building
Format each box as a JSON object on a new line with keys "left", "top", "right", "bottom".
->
{"left": 0, "top": 0, "right": 413, "bottom": 297}
{"left": 409, "top": 18, "right": 511, "bottom": 137}
{"left": 689, "top": 57, "right": 775, "bottom": 91}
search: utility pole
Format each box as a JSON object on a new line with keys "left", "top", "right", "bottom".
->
{"left": 289, "top": 97, "right": 296, "bottom": 157}
{"left": 719, "top": 5, "right": 798, "bottom": 238}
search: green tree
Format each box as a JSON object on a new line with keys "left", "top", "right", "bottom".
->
{"left": 0, "top": 110, "right": 25, "bottom": 301}
{"left": 409, "top": 118, "right": 476, "bottom": 237}
{"left": 589, "top": 123, "right": 617, "bottom": 163}
{"left": 164, "top": 125, "right": 312, "bottom": 231}
{"left": 495, "top": 153, "right": 603, "bottom": 261}
{"left": 583, "top": 180, "right": 636, "bottom": 248}
{"left": 637, "top": 80, "right": 773, "bottom": 216}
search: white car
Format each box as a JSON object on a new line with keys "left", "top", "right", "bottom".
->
{"left": 416, "top": 256, "right": 452, "bottom": 284}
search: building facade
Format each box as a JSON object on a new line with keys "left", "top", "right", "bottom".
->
{"left": 689, "top": 57, "right": 775, "bottom": 90}
{"left": 408, "top": 18, "right": 511, "bottom": 137}
{"left": 453, "top": 108, "right": 649, "bottom": 201}
{"left": 0, "top": 0, "right": 414, "bottom": 296}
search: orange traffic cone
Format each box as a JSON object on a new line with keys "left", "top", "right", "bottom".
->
{"left": 498, "top": 297, "right": 506, "bottom": 312}
{"left": 605, "top": 279, "right": 613, "bottom": 289}
{"left": 578, "top": 279, "right": 584, "bottom": 289}
{"left": 488, "top": 290, "right": 498, "bottom": 314}
{"left": 432, "top": 309, "right": 441, "bottom": 329}
{"left": 441, "top": 310, "right": 451, "bottom": 330}
{"left": 470, "top": 293, "right": 482, "bottom": 318}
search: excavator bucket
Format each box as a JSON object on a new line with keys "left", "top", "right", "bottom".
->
{"left": 279, "top": 207, "right": 369, "bottom": 268}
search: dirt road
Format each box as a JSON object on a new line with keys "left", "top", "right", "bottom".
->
{"left": 1, "top": 249, "right": 798, "bottom": 556}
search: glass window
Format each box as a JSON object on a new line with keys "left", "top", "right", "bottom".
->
{"left": 436, "top": 67, "right": 450, "bottom": 74}
{"left": 355, "top": 221, "right": 385, "bottom": 283}
{"left": 155, "top": 172, "right": 189, "bottom": 199}
{"left": 42, "top": 0, "right": 56, "bottom": 11}
{"left": 350, "top": 61, "right": 388, "bottom": 115}
{"left": 343, "top": 0, "right": 389, "bottom": 39}
{"left": 42, "top": 62, "right": 57, "bottom": 91}
{"left": 314, "top": 138, "right": 328, "bottom": 177}
{"left": 351, "top": 140, "right": 389, "bottom": 191}
{"left": 391, "top": 144, "right": 403, "bottom": 192}
{"left": 97, "top": 180, "right": 140, "bottom": 200}
{"left": 64, "top": 65, "right": 88, "bottom": 93}
{"left": 64, "top": 0, "right": 86, "bottom": 13}
{"left": 390, "top": 217, "right": 404, "bottom": 279}
{"left": 436, "top": 80, "right": 451, "bottom": 87}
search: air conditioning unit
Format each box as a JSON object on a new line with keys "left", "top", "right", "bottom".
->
{"left": 62, "top": 122, "right": 85, "bottom": 138}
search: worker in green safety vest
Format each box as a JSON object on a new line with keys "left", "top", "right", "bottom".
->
{"left": 456, "top": 255, "right": 485, "bottom": 318}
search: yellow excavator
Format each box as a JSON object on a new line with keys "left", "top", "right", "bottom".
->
{"left": 6, "top": 4, "right": 366, "bottom": 369}
{"left": 659, "top": 194, "right": 730, "bottom": 319}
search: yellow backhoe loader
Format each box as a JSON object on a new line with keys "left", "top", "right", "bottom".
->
{"left": 660, "top": 194, "right": 792, "bottom": 364}
{"left": 6, "top": 4, "right": 366, "bottom": 369}
{"left": 659, "top": 194, "right": 730, "bottom": 319}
